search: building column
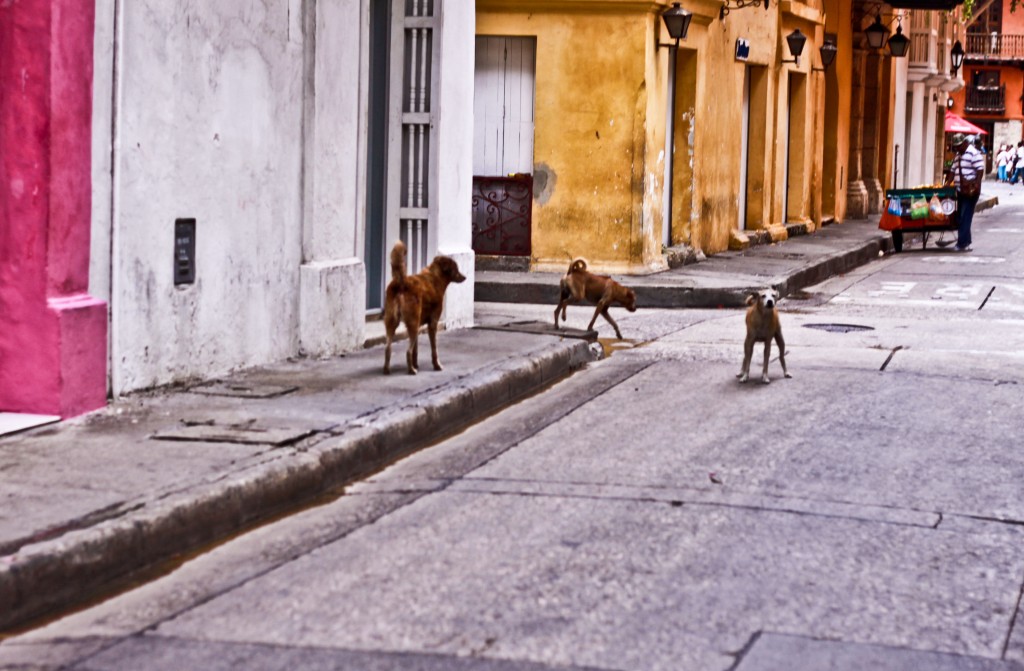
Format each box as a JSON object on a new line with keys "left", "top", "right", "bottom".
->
{"left": 297, "top": 0, "right": 366, "bottom": 358}
{"left": 846, "top": 49, "right": 870, "bottom": 218}
{"left": 924, "top": 89, "right": 939, "bottom": 184}
{"left": 0, "top": 1, "right": 108, "bottom": 418}
{"left": 907, "top": 82, "right": 927, "bottom": 187}
{"left": 861, "top": 52, "right": 884, "bottom": 213}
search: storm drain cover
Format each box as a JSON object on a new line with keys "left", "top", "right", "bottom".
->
{"left": 152, "top": 418, "right": 327, "bottom": 446}
{"left": 188, "top": 381, "right": 298, "bottom": 399}
{"left": 802, "top": 323, "right": 874, "bottom": 333}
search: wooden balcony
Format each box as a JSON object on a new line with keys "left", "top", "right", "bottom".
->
{"left": 965, "top": 33, "right": 1024, "bottom": 61}
{"left": 964, "top": 84, "right": 1005, "bottom": 114}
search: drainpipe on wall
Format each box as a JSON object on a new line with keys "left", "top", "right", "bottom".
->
{"left": 663, "top": 46, "right": 677, "bottom": 249}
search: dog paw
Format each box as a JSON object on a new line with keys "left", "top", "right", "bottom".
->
{"left": 737, "top": 374, "right": 749, "bottom": 383}
{"left": 761, "top": 376, "right": 771, "bottom": 384}
{"left": 784, "top": 372, "right": 793, "bottom": 379}
{"left": 383, "top": 367, "right": 391, "bottom": 375}
{"left": 433, "top": 362, "right": 443, "bottom": 371}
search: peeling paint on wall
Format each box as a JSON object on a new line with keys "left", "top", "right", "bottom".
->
{"left": 533, "top": 163, "right": 557, "bottom": 205}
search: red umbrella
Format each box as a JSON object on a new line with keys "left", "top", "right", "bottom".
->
{"left": 944, "top": 111, "right": 988, "bottom": 135}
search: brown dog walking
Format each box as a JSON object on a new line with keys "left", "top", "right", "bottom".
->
{"left": 383, "top": 241, "right": 466, "bottom": 375}
{"left": 553, "top": 258, "right": 636, "bottom": 340}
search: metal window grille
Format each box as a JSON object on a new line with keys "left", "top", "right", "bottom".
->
{"left": 392, "top": 0, "right": 437, "bottom": 274}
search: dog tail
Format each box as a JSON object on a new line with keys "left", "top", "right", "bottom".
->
{"left": 390, "top": 241, "right": 407, "bottom": 285}
{"left": 568, "top": 258, "right": 588, "bottom": 274}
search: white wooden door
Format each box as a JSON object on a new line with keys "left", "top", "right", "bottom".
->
{"left": 474, "top": 37, "right": 536, "bottom": 176}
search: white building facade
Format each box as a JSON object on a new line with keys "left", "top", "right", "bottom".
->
{"left": 89, "top": 0, "right": 475, "bottom": 395}
{"left": 894, "top": 9, "right": 962, "bottom": 189}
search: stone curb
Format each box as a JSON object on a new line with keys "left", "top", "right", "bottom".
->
{"left": 0, "top": 339, "right": 598, "bottom": 632}
{"left": 773, "top": 232, "right": 893, "bottom": 300}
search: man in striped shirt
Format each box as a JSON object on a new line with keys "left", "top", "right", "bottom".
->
{"left": 950, "top": 133, "right": 985, "bottom": 252}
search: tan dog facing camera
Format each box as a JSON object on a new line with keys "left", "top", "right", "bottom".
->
{"left": 737, "top": 289, "right": 792, "bottom": 384}
{"left": 554, "top": 258, "right": 637, "bottom": 340}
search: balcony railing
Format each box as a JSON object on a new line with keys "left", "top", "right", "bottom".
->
{"left": 909, "top": 30, "right": 932, "bottom": 66}
{"left": 965, "top": 33, "right": 1024, "bottom": 60}
{"left": 964, "top": 84, "right": 1006, "bottom": 114}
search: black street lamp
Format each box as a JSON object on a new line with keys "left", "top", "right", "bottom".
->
{"left": 814, "top": 37, "right": 838, "bottom": 72}
{"left": 781, "top": 28, "right": 807, "bottom": 66}
{"left": 887, "top": 21, "right": 910, "bottom": 57}
{"left": 864, "top": 15, "right": 890, "bottom": 50}
{"left": 659, "top": 2, "right": 692, "bottom": 249}
{"left": 660, "top": 3, "right": 693, "bottom": 47}
{"left": 951, "top": 40, "right": 965, "bottom": 75}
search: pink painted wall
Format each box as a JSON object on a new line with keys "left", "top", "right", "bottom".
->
{"left": 0, "top": 0, "right": 107, "bottom": 417}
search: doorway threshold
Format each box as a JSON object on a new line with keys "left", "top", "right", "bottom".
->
{"left": 0, "top": 413, "right": 61, "bottom": 438}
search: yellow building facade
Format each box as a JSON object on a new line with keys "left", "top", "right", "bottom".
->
{"left": 476, "top": 0, "right": 850, "bottom": 273}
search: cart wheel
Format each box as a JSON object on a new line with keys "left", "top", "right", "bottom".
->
{"left": 892, "top": 230, "right": 903, "bottom": 253}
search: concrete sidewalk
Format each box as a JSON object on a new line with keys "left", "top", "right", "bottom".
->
{"left": 0, "top": 213, "right": 956, "bottom": 633}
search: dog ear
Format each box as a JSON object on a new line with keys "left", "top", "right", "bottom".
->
{"left": 746, "top": 293, "right": 756, "bottom": 306}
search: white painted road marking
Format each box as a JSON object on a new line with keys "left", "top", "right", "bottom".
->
{"left": 868, "top": 281, "right": 917, "bottom": 298}
{"left": 921, "top": 256, "right": 1006, "bottom": 264}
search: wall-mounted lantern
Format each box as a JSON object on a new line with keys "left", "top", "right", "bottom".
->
{"left": 864, "top": 15, "right": 889, "bottom": 50}
{"left": 814, "top": 36, "right": 838, "bottom": 72}
{"left": 658, "top": 3, "right": 693, "bottom": 48}
{"left": 781, "top": 28, "right": 807, "bottom": 67}
{"left": 864, "top": 13, "right": 910, "bottom": 57}
{"left": 887, "top": 18, "right": 910, "bottom": 57}
{"left": 950, "top": 40, "right": 965, "bottom": 75}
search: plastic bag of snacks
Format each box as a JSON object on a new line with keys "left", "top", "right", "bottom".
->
{"left": 887, "top": 197, "right": 902, "bottom": 215}
{"left": 928, "top": 195, "right": 945, "bottom": 221}
{"left": 910, "top": 196, "right": 929, "bottom": 220}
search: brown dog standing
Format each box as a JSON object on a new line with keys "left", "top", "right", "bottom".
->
{"left": 737, "top": 289, "right": 792, "bottom": 384}
{"left": 553, "top": 258, "right": 636, "bottom": 340}
{"left": 383, "top": 241, "right": 466, "bottom": 375}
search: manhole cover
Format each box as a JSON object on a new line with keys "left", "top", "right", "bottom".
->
{"left": 802, "top": 323, "right": 874, "bottom": 333}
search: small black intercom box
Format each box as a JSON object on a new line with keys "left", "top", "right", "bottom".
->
{"left": 174, "top": 218, "right": 196, "bottom": 285}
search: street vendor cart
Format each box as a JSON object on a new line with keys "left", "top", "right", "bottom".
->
{"left": 879, "top": 186, "right": 958, "bottom": 253}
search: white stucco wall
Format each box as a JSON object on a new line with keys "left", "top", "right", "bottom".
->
{"left": 91, "top": 0, "right": 474, "bottom": 393}
{"left": 299, "top": 0, "right": 367, "bottom": 357}
{"left": 306, "top": 0, "right": 364, "bottom": 262}
{"left": 108, "top": 0, "right": 306, "bottom": 393}
{"left": 437, "top": 0, "right": 476, "bottom": 329}
{"left": 892, "top": 59, "right": 908, "bottom": 189}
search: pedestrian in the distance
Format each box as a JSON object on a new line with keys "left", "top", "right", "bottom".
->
{"left": 997, "top": 144, "right": 1009, "bottom": 182}
{"left": 1015, "top": 141, "right": 1024, "bottom": 184}
{"left": 950, "top": 133, "right": 984, "bottom": 252}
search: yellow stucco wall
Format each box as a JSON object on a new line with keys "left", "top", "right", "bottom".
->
{"left": 477, "top": 9, "right": 656, "bottom": 272}
{"left": 477, "top": 0, "right": 831, "bottom": 271}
